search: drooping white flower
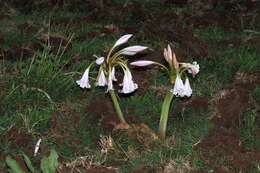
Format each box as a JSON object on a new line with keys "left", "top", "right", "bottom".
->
{"left": 113, "top": 34, "right": 133, "bottom": 47}
{"left": 107, "top": 71, "right": 114, "bottom": 91}
{"left": 34, "top": 138, "right": 42, "bottom": 157}
{"left": 96, "top": 69, "right": 107, "bottom": 86}
{"left": 95, "top": 56, "right": 105, "bottom": 65}
{"left": 171, "top": 75, "right": 185, "bottom": 97}
{"left": 111, "top": 67, "right": 117, "bottom": 81}
{"left": 121, "top": 46, "right": 148, "bottom": 56}
{"left": 76, "top": 68, "right": 91, "bottom": 88}
{"left": 187, "top": 61, "right": 200, "bottom": 77}
{"left": 184, "top": 78, "right": 192, "bottom": 97}
{"left": 119, "top": 69, "right": 138, "bottom": 94}
{"left": 130, "top": 60, "right": 156, "bottom": 67}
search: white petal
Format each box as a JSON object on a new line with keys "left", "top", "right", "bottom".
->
{"left": 163, "top": 48, "right": 171, "bottom": 64}
{"left": 107, "top": 72, "right": 114, "bottom": 91}
{"left": 76, "top": 68, "right": 91, "bottom": 88}
{"left": 130, "top": 60, "right": 156, "bottom": 67}
{"left": 34, "top": 138, "right": 42, "bottom": 157}
{"left": 114, "top": 34, "right": 133, "bottom": 47}
{"left": 119, "top": 69, "right": 138, "bottom": 94}
{"left": 184, "top": 78, "right": 192, "bottom": 97}
{"left": 96, "top": 69, "right": 107, "bottom": 86}
{"left": 121, "top": 46, "right": 148, "bottom": 56}
{"left": 95, "top": 56, "right": 105, "bottom": 65}
{"left": 187, "top": 62, "right": 200, "bottom": 76}
{"left": 171, "top": 75, "right": 185, "bottom": 97}
{"left": 111, "top": 67, "right": 117, "bottom": 81}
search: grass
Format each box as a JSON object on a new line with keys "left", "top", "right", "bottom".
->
{"left": 1, "top": 3, "right": 260, "bottom": 172}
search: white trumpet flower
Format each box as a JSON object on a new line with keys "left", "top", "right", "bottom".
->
{"left": 114, "top": 34, "right": 133, "bottom": 47}
{"left": 184, "top": 78, "right": 192, "bottom": 97}
{"left": 121, "top": 46, "right": 148, "bottom": 56}
{"left": 107, "top": 71, "right": 114, "bottom": 91}
{"left": 187, "top": 61, "right": 200, "bottom": 77}
{"left": 111, "top": 67, "right": 117, "bottom": 81}
{"left": 180, "top": 61, "right": 200, "bottom": 77}
{"left": 96, "top": 69, "right": 107, "bottom": 86}
{"left": 119, "top": 69, "right": 138, "bottom": 94}
{"left": 76, "top": 68, "right": 91, "bottom": 88}
{"left": 171, "top": 75, "right": 185, "bottom": 97}
{"left": 130, "top": 60, "right": 156, "bottom": 67}
{"left": 95, "top": 56, "right": 105, "bottom": 65}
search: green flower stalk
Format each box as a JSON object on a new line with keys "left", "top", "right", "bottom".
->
{"left": 158, "top": 90, "right": 174, "bottom": 139}
{"left": 76, "top": 34, "right": 147, "bottom": 124}
{"left": 131, "top": 45, "right": 200, "bottom": 139}
{"left": 109, "top": 90, "right": 126, "bottom": 123}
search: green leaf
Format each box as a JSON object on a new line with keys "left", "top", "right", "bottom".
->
{"left": 40, "top": 149, "right": 58, "bottom": 173}
{"left": 22, "top": 153, "right": 35, "bottom": 173}
{"left": 5, "top": 156, "right": 27, "bottom": 173}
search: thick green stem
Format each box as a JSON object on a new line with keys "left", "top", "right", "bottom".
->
{"left": 109, "top": 90, "right": 126, "bottom": 124}
{"left": 158, "top": 91, "right": 174, "bottom": 140}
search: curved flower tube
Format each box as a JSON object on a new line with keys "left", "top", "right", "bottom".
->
{"left": 119, "top": 69, "right": 138, "bottom": 94}
{"left": 96, "top": 68, "right": 107, "bottom": 87}
{"left": 76, "top": 67, "right": 91, "bottom": 89}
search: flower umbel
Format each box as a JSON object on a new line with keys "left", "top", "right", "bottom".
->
{"left": 130, "top": 44, "right": 200, "bottom": 139}
{"left": 76, "top": 34, "right": 147, "bottom": 124}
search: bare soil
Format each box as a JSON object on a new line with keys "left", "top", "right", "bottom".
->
{"left": 196, "top": 72, "right": 260, "bottom": 171}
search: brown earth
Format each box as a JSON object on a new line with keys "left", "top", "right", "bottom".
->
{"left": 132, "top": 166, "right": 155, "bottom": 173}
{"left": 43, "top": 103, "right": 82, "bottom": 153}
{"left": 58, "top": 157, "right": 118, "bottom": 173}
{"left": 85, "top": 166, "right": 118, "bottom": 173}
{"left": 196, "top": 72, "right": 260, "bottom": 172}
{"left": 2, "top": 127, "right": 33, "bottom": 149}
{"left": 86, "top": 98, "right": 140, "bottom": 132}
{"left": 143, "top": 12, "right": 208, "bottom": 59}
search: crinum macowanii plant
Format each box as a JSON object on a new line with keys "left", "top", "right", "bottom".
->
{"left": 131, "top": 45, "right": 199, "bottom": 139}
{"left": 77, "top": 34, "right": 147, "bottom": 124}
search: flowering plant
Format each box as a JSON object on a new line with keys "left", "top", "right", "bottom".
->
{"left": 131, "top": 45, "right": 199, "bottom": 139}
{"left": 77, "top": 34, "right": 147, "bottom": 124}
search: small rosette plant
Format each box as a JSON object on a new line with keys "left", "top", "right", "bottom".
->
{"left": 131, "top": 45, "right": 199, "bottom": 139}
{"left": 77, "top": 34, "right": 147, "bottom": 124}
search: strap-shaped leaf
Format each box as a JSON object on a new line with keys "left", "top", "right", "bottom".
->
{"left": 22, "top": 153, "right": 35, "bottom": 173}
{"left": 40, "top": 149, "right": 58, "bottom": 173}
{"left": 5, "top": 156, "right": 27, "bottom": 173}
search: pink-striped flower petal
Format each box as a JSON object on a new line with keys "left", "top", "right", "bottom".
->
{"left": 121, "top": 46, "right": 147, "bottom": 55}
{"left": 130, "top": 60, "right": 156, "bottom": 67}
{"left": 114, "top": 34, "right": 133, "bottom": 47}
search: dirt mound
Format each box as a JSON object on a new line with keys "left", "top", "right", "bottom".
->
{"left": 196, "top": 72, "right": 260, "bottom": 171}
{"left": 198, "top": 126, "right": 260, "bottom": 171}
{"left": 86, "top": 98, "right": 140, "bottom": 132}
{"left": 212, "top": 88, "right": 250, "bottom": 127}
{"left": 2, "top": 127, "right": 33, "bottom": 149}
